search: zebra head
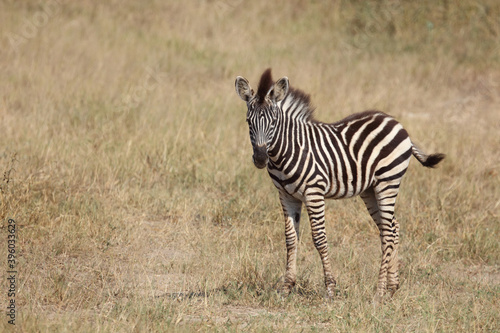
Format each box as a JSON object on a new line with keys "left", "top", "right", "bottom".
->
{"left": 235, "top": 69, "right": 289, "bottom": 169}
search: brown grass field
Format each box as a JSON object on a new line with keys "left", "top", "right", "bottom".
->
{"left": 1, "top": 0, "right": 499, "bottom": 331}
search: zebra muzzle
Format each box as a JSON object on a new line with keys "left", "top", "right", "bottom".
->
{"left": 252, "top": 144, "right": 268, "bottom": 169}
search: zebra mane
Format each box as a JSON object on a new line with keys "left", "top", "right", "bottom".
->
{"left": 256, "top": 68, "right": 273, "bottom": 104}
{"left": 281, "top": 86, "right": 316, "bottom": 122}
{"left": 256, "top": 68, "right": 316, "bottom": 122}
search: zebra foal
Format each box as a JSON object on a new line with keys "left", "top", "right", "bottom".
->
{"left": 234, "top": 68, "right": 444, "bottom": 301}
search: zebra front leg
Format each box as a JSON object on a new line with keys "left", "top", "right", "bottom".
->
{"left": 305, "top": 194, "right": 336, "bottom": 298}
{"left": 279, "top": 191, "right": 302, "bottom": 296}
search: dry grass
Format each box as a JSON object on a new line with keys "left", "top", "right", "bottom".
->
{"left": 1, "top": 0, "right": 499, "bottom": 331}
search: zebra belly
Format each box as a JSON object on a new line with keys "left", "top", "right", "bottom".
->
{"left": 323, "top": 170, "right": 372, "bottom": 200}
{"left": 268, "top": 165, "right": 340, "bottom": 202}
{"left": 269, "top": 171, "right": 367, "bottom": 201}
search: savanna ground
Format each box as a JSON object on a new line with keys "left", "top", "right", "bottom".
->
{"left": 1, "top": 1, "right": 499, "bottom": 331}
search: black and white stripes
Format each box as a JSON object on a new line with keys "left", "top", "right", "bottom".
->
{"left": 235, "top": 68, "right": 444, "bottom": 301}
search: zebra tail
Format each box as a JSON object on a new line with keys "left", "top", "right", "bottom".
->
{"left": 411, "top": 145, "right": 445, "bottom": 168}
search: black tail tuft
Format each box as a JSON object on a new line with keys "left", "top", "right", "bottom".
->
{"left": 412, "top": 145, "right": 445, "bottom": 168}
{"left": 421, "top": 153, "right": 445, "bottom": 168}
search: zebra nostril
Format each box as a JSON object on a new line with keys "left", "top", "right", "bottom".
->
{"left": 252, "top": 145, "right": 268, "bottom": 169}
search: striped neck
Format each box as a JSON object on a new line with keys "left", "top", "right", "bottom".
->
{"left": 267, "top": 89, "right": 316, "bottom": 165}
{"left": 278, "top": 88, "right": 315, "bottom": 124}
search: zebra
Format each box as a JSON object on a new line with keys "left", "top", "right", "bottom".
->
{"left": 234, "top": 68, "right": 444, "bottom": 301}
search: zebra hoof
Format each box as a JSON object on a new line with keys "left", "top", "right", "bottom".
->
{"left": 325, "top": 285, "right": 336, "bottom": 300}
{"left": 278, "top": 283, "right": 294, "bottom": 298}
{"left": 372, "top": 290, "right": 390, "bottom": 306}
{"left": 387, "top": 286, "right": 399, "bottom": 298}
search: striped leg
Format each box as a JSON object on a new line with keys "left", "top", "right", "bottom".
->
{"left": 386, "top": 217, "right": 400, "bottom": 296}
{"left": 279, "top": 191, "right": 302, "bottom": 295}
{"left": 361, "top": 186, "right": 400, "bottom": 302}
{"left": 305, "top": 193, "right": 336, "bottom": 298}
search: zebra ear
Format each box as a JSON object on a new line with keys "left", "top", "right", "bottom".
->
{"left": 235, "top": 76, "right": 254, "bottom": 102}
{"left": 268, "top": 77, "right": 289, "bottom": 102}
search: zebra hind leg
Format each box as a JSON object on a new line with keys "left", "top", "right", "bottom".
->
{"left": 278, "top": 192, "right": 302, "bottom": 296}
{"left": 361, "top": 186, "right": 400, "bottom": 303}
{"left": 386, "top": 217, "right": 400, "bottom": 296}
